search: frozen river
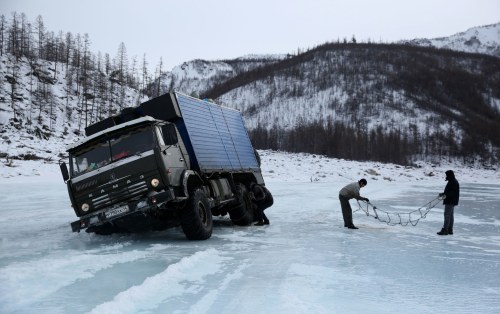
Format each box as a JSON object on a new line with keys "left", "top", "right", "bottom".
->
{"left": 1, "top": 180, "right": 499, "bottom": 314}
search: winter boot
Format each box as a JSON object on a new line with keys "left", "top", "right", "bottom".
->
{"left": 437, "top": 228, "right": 448, "bottom": 235}
{"left": 448, "top": 228, "right": 453, "bottom": 235}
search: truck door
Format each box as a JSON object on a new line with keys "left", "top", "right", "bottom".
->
{"left": 156, "top": 124, "right": 186, "bottom": 186}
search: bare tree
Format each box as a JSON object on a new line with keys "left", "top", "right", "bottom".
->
{"left": 35, "top": 15, "right": 45, "bottom": 59}
{"left": 89, "top": 54, "right": 98, "bottom": 124}
{"left": 64, "top": 32, "right": 72, "bottom": 71}
{"left": 104, "top": 52, "right": 111, "bottom": 75}
{"left": 115, "top": 42, "right": 128, "bottom": 108}
{"left": 8, "top": 12, "right": 21, "bottom": 59}
{"left": 64, "top": 32, "right": 73, "bottom": 122}
{"left": 0, "top": 14, "right": 6, "bottom": 55}
{"left": 73, "top": 34, "right": 81, "bottom": 95}
{"left": 129, "top": 55, "right": 137, "bottom": 87}
{"left": 82, "top": 33, "right": 91, "bottom": 127}
{"left": 19, "top": 13, "right": 29, "bottom": 57}
{"left": 53, "top": 31, "right": 65, "bottom": 79}
{"left": 96, "top": 51, "right": 108, "bottom": 120}
{"left": 116, "top": 42, "right": 128, "bottom": 84}
{"left": 156, "top": 57, "right": 163, "bottom": 97}
{"left": 141, "top": 53, "right": 148, "bottom": 98}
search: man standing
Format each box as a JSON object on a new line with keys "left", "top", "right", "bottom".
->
{"left": 437, "top": 170, "right": 460, "bottom": 235}
{"left": 339, "top": 179, "right": 369, "bottom": 229}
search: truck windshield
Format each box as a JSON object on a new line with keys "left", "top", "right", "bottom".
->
{"left": 70, "top": 126, "right": 155, "bottom": 176}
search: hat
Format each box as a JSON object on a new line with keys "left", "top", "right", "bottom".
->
{"left": 445, "top": 170, "right": 455, "bottom": 180}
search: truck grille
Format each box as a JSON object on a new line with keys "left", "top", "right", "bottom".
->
{"left": 92, "top": 181, "right": 149, "bottom": 208}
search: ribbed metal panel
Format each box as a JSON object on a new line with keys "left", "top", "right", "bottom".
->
{"left": 174, "top": 93, "right": 259, "bottom": 172}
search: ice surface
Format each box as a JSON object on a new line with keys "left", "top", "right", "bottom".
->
{"left": 0, "top": 151, "right": 499, "bottom": 313}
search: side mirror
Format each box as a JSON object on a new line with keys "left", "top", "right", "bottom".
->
{"left": 59, "top": 160, "right": 69, "bottom": 182}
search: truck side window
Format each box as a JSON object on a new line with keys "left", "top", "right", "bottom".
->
{"left": 161, "top": 124, "right": 178, "bottom": 145}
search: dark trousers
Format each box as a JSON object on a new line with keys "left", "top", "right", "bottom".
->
{"left": 254, "top": 186, "right": 272, "bottom": 223}
{"left": 255, "top": 209, "right": 269, "bottom": 223}
{"left": 443, "top": 204, "right": 455, "bottom": 230}
{"left": 339, "top": 195, "right": 353, "bottom": 227}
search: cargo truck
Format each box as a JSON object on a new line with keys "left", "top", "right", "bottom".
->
{"left": 59, "top": 92, "right": 273, "bottom": 240}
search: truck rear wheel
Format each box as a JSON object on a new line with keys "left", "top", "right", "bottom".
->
{"left": 181, "top": 188, "right": 213, "bottom": 240}
{"left": 229, "top": 183, "right": 254, "bottom": 226}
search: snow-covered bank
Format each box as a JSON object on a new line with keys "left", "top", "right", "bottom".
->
{"left": 1, "top": 150, "right": 499, "bottom": 185}
{"left": 259, "top": 150, "right": 500, "bottom": 185}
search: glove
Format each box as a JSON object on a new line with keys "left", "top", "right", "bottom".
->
{"left": 364, "top": 198, "right": 369, "bottom": 202}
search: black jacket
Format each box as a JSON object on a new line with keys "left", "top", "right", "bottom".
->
{"left": 443, "top": 171, "right": 459, "bottom": 205}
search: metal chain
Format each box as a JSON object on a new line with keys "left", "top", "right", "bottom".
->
{"left": 353, "top": 196, "right": 444, "bottom": 226}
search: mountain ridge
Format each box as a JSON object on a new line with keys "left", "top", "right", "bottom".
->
{"left": 399, "top": 22, "right": 500, "bottom": 58}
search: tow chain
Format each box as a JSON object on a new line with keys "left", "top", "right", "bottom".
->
{"left": 353, "top": 195, "right": 444, "bottom": 226}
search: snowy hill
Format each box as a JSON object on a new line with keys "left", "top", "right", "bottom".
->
{"left": 153, "top": 55, "right": 284, "bottom": 98}
{"left": 201, "top": 43, "right": 500, "bottom": 164}
{"left": 1, "top": 16, "right": 500, "bottom": 169}
{"left": 400, "top": 22, "right": 500, "bottom": 57}
{"left": 0, "top": 53, "right": 148, "bottom": 163}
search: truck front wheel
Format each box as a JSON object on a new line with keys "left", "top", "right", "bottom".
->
{"left": 181, "top": 189, "right": 213, "bottom": 240}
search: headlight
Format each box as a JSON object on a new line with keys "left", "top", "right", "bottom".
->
{"left": 151, "top": 178, "right": 160, "bottom": 188}
{"left": 81, "top": 203, "right": 90, "bottom": 212}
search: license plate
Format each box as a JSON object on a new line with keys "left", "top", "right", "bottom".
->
{"left": 105, "top": 205, "right": 129, "bottom": 219}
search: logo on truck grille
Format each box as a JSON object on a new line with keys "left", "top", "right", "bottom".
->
{"left": 88, "top": 175, "right": 145, "bottom": 198}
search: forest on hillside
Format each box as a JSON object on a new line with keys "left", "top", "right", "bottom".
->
{"left": 206, "top": 43, "right": 500, "bottom": 165}
{"left": 0, "top": 12, "right": 164, "bottom": 116}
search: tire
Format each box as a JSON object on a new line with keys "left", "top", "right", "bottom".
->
{"left": 229, "top": 183, "right": 254, "bottom": 226}
{"left": 180, "top": 189, "right": 213, "bottom": 240}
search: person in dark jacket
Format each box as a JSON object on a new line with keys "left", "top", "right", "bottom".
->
{"left": 251, "top": 184, "right": 273, "bottom": 226}
{"left": 437, "top": 170, "right": 460, "bottom": 235}
{"left": 339, "top": 179, "right": 369, "bottom": 229}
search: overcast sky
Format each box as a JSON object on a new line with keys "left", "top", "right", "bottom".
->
{"left": 2, "top": 0, "right": 499, "bottom": 72}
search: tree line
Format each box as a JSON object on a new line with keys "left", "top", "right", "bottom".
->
{"left": 249, "top": 117, "right": 496, "bottom": 166}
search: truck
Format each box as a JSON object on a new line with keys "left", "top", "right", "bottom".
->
{"left": 59, "top": 92, "right": 273, "bottom": 240}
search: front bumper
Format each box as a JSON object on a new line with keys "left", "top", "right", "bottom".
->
{"left": 71, "top": 190, "right": 174, "bottom": 232}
